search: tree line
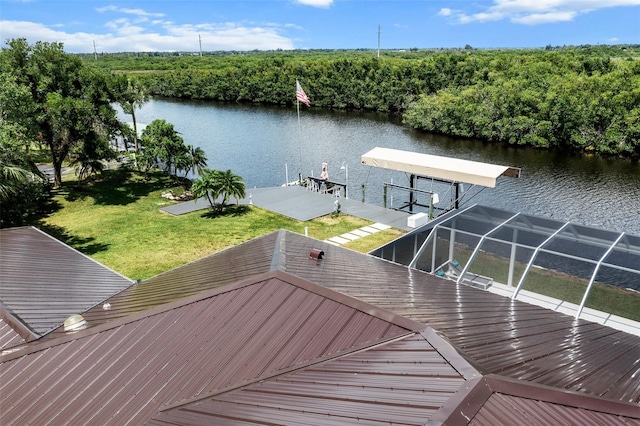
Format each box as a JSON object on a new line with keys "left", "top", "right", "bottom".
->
{"left": 2, "top": 40, "right": 639, "bottom": 226}
{"left": 0, "top": 39, "right": 233, "bottom": 227}
{"left": 92, "top": 46, "right": 640, "bottom": 158}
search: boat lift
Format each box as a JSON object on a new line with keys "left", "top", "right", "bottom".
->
{"left": 361, "top": 147, "right": 521, "bottom": 217}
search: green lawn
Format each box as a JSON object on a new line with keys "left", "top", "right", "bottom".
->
{"left": 452, "top": 243, "right": 640, "bottom": 322}
{"left": 37, "top": 168, "right": 638, "bottom": 323}
{"left": 39, "top": 170, "right": 400, "bottom": 280}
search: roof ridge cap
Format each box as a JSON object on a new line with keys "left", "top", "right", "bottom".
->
{"left": 270, "top": 229, "right": 287, "bottom": 271}
{"left": 0, "top": 300, "right": 40, "bottom": 343}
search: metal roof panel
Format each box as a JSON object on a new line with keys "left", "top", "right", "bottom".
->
{"left": 0, "top": 318, "right": 24, "bottom": 352}
{"left": 3, "top": 228, "right": 639, "bottom": 424}
{"left": 0, "top": 227, "right": 133, "bottom": 338}
{"left": 0, "top": 272, "right": 419, "bottom": 424}
{"left": 152, "top": 334, "right": 469, "bottom": 425}
{"left": 274, "top": 232, "right": 640, "bottom": 404}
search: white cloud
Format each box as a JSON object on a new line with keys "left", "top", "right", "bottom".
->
{"left": 0, "top": 20, "right": 103, "bottom": 50}
{"left": 0, "top": 19, "right": 296, "bottom": 52}
{"left": 513, "top": 11, "right": 577, "bottom": 24}
{"left": 96, "top": 5, "right": 165, "bottom": 18}
{"left": 282, "top": 23, "right": 304, "bottom": 30}
{"left": 0, "top": 3, "right": 300, "bottom": 52}
{"left": 440, "top": 0, "right": 640, "bottom": 25}
{"left": 294, "top": 0, "right": 334, "bottom": 8}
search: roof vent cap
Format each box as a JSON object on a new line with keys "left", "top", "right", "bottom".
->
{"left": 310, "top": 249, "right": 325, "bottom": 260}
{"left": 64, "top": 314, "right": 87, "bottom": 332}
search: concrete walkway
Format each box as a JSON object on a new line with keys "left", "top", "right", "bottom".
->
{"left": 161, "top": 186, "right": 413, "bottom": 231}
{"left": 325, "top": 223, "right": 391, "bottom": 246}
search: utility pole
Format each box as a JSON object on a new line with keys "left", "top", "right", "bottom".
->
{"left": 93, "top": 40, "right": 97, "bottom": 60}
{"left": 199, "top": 34, "right": 202, "bottom": 57}
{"left": 377, "top": 25, "right": 381, "bottom": 58}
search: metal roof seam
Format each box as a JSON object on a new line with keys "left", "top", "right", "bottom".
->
{"left": 271, "top": 270, "right": 425, "bottom": 333}
{"left": 31, "top": 323, "right": 158, "bottom": 425}
{"left": 254, "top": 290, "right": 329, "bottom": 378}
{"left": 429, "top": 373, "right": 640, "bottom": 425}
{"left": 0, "top": 227, "right": 135, "bottom": 342}
{"left": 0, "top": 272, "right": 279, "bottom": 363}
{"left": 4, "top": 227, "right": 640, "bottom": 423}
{"left": 157, "top": 331, "right": 418, "bottom": 414}
{"left": 6, "top": 253, "right": 419, "bottom": 363}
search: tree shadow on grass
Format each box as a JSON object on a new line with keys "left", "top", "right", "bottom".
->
{"left": 35, "top": 222, "right": 110, "bottom": 255}
{"left": 200, "top": 204, "right": 251, "bottom": 219}
{"left": 14, "top": 191, "right": 64, "bottom": 227}
{"left": 62, "top": 169, "right": 180, "bottom": 206}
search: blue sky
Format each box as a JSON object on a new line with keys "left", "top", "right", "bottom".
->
{"left": 2, "top": 0, "right": 639, "bottom": 53}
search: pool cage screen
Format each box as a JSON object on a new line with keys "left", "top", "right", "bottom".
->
{"left": 371, "top": 204, "right": 640, "bottom": 319}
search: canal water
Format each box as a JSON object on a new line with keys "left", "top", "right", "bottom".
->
{"left": 118, "top": 98, "right": 640, "bottom": 235}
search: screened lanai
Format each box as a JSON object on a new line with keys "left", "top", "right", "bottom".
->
{"left": 371, "top": 204, "right": 640, "bottom": 319}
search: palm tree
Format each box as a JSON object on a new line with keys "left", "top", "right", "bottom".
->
{"left": 191, "top": 168, "right": 245, "bottom": 212}
{"left": 214, "top": 169, "right": 246, "bottom": 209}
{"left": 113, "top": 75, "right": 148, "bottom": 154}
{"left": 174, "top": 151, "right": 190, "bottom": 179}
{"left": 187, "top": 145, "right": 208, "bottom": 177}
{"left": 0, "top": 132, "right": 41, "bottom": 202}
{"left": 177, "top": 145, "right": 208, "bottom": 178}
{"left": 191, "top": 168, "right": 220, "bottom": 209}
{"left": 0, "top": 164, "right": 32, "bottom": 202}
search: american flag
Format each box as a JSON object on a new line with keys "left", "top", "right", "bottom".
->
{"left": 296, "top": 80, "right": 310, "bottom": 107}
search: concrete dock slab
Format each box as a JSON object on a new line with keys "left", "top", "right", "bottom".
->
{"left": 161, "top": 185, "right": 412, "bottom": 231}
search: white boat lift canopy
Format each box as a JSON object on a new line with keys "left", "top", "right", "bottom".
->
{"left": 361, "top": 147, "right": 520, "bottom": 188}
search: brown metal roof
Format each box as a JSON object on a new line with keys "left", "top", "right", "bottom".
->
{"left": 0, "top": 270, "right": 431, "bottom": 425}
{"left": 150, "top": 332, "right": 476, "bottom": 426}
{"left": 0, "top": 318, "right": 24, "bottom": 352}
{"left": 48, "top": 231, "right": 281, "bottom": 336}
{"left": 2, "top": 228, "right": 639, "bottom": 424}
{"left": 271, "top": 232, "right": 640, "bottom": 405}
{"left": 469, "top": 393, "right": 640, "bottom": 426}
{"left": 0, "top": 227, "right": 134, "bottom": 340}
{"left": 39, "top": 229, "right": 640, "bottom": 405}
{"left": 429, "top": 375, "right": 640, "bottom": 425}
{"left": 45, "top": 230, "right": 416, "bottom": 337}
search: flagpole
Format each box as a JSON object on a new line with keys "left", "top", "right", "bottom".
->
{"left": 295, "top": 79, "right": 310, "bottom": 184}
{"left": 296, "top": 83, "right": 302, "bottom": 183}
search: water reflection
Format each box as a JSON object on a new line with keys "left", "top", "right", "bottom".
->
{"left": 117, "top": 98, "right": 640, "bottom": 235}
